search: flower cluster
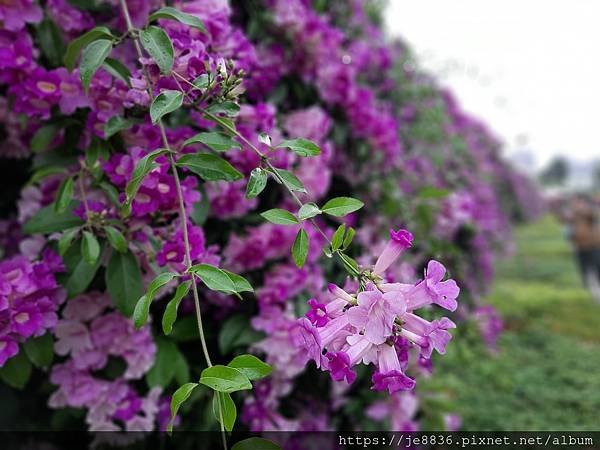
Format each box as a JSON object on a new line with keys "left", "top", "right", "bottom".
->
{"left": 295, "top": 230, "right": 459, "bottom": 393}
{"left": 0, "top": 251, "right": 65, "bottom": 366}
{"left": 48, "top": 292, "right": 165, "bottom": 431}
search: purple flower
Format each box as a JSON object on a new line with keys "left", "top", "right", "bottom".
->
{"left": 346, "top": 289, "right": 406, "bottom": 345}
{"left": 324, "top": 351, "right": 356, "bottom": 384}
{"left": 0, "top": 0, "right": 42, "bottom": 31}
{"left": 306, "top": 298, "right": 329, "bottom": 327}
{"left": 371, "top": 344, "right": 415, "bottom": 394}
{"left": 11, "top": 302, "right": 43, "bottom": 337}
{"left": 406, "top": 260, "right": 460, "bottom": 311}
{"left": 291, "top": 318, "right": 324, "bottom": 368}
{"left": 373, "top": 229, "right": 413, "bottom": 276}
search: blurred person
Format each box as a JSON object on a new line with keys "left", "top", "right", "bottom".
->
{"left": 567, "top": 194, "right": 600, "bottom": 303}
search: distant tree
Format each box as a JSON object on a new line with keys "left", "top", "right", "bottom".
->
{"left": 539, "top": 156, "right": 569, "bottom": 186}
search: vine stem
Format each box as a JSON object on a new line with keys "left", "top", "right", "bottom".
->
{"left": 117, "top": 3, "right": 227, "bottom": 448}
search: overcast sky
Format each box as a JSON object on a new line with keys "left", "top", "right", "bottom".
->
{"left": 385, "top": 0, "right": 600, "bottom": 170}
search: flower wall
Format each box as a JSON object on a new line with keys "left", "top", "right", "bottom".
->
{"left": 0, "top": 0, "right": 542, "bottom": 436}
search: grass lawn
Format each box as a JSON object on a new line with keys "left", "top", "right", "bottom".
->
{"left": 432, "top": 215, "right": 600, "bottom": 430}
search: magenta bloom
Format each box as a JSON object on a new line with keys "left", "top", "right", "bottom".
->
{"left": 325, "top": 351, "right": 356, "bottom": 384}
{"left": 373, "top": 229, "right": 413, "bottom": 276}
{"left": 0, "top": 337, "right": 18, "bottom": 366}
{"left": 292, "top": 318, "right": 324, "bottom": 368}
{"left": 407, "top": 260, "right": 460, "bottom": 311}
{"left": 306, "top": 298, "right": 329, "bottom": 327}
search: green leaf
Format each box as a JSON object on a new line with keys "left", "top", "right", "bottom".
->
{"left": 23, "top": 203, "right": 84, "bottom": 234}
{"left": 102, "top": 57, "right": 132, "bottom": 87}
{"left": 28, "top": 166, "right": 66, "bottom": 185}
{"left": 104, "top": 225, "right": 127, "bottom": 253}
{"left": 104, "top": 115, "right": 135, "bottom": 139}
{"left": 291, "top": 229, "right": 309, "bottom": 268}
{"left": 61, "top": 241, "right": 101, "bottom": 297}
{"left": 81, "top": 231, "right": 100, "bottom": 265}
{"left": 188, "top": 264, "right": 253, "bottom": 296}
{"left": 80, "top": 39, "right": 112, "bottom": 92}
{"left": 54, "top": 177, "right": 74, "bottom": 214}
{"left": 133, "top": 272, "right": 177, "bottom": 328}
{"left": 245, "top": 168, "right": 268, "bottom": 199}
{"left": 342, "top": 226, "right": 356, "bottom": 249}
{"left": 177, "top": 153, "right": 242, "bottom": 182}
{"left": 0, "top": 352, "right": 32, "bottom": 390}
{"left": 218, "top": 315, "right": 263, "bottom": 354}
{"left": 162, "top": 281, "right": 191, "bottom": 335}
{"left": 298, "top": 202, "right": 321, "bottom": 220}
{"left": 105, "top": 250, "right": 143, "bottom": 316}
{"left": 277, "top": 138, "right": 321, "bottom": 157}
{"left": 146, "top": 337, "right": 180, "bottom": 388}
{"left": 260, "top": 208, "right": 299, "bottom": 225}
{"left": 31, "top": 125, "right": 59, "bottom": 153}
{"left": 182, "top": 132, "right": 241, "bottom": 152}
{"left": 418, "top": 186, "right": 450, "bottom": 199}
{"left": 272, "top": 168, "right": 306, "bottom": 193}
{"left": 338, "top": 252, "right": 360, "bottom": 276}
{"left": 149, "top": 90, "right": 182, "bottom": 124}
{"left": 36, "top": 19, "right": 66, "bottom": 68}
{"left": 64, "top": 26, "right": 115, "bottom": 71}
{"left": 139, "top": 26, "right": 174, "bottom": 74}
{"left": 331, "top": 224, "right": 346, "bottom": 251}
{"left": 190, "top": 184, "right": 210, "bottom": 225}
{"left": 193, "top": 73, "right": 210, "bottom": 89}
{"left": 228, "top": 354, "right": 272, "bottom": 381}
{"left": 232, "top": 438, "right": 281, "bottom": 450}
{"left": 206, "top": 101, "right": 240, "bottom": 117}
{"left": 58, "top": 227, "right": 80, "bottom": 256}
{"left": 321, "top": 197, "right": 364, "bottom": 217}
{"left": 148, "top": 6, "right": 207, "bottom": 33}
{"left": 122, "top": 148, "right": 167, "bottom": 216}
{"left": 212, "top": 392, "right": 236, "bottom": 432}
{"left": 168, "top": 382, "right": 198, "bottom": 433}
{"left": 199, "top": 365, "right": 252, "bottom": 393}
{"left": 23, "top": 333, "right": 54, "bottom": 369}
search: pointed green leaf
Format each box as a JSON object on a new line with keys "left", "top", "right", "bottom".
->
{"left": 133, "top": 272, "right": 177, "bottom": 328}
{"left": 298, "top": 202, "right": 321, "bottom": 220}
{"left": 177, "top": 153, "right": 242, "bottom": 182}
{"left": 0, "top": 352, "right": 32, "bottom": 390}
{"left": 58, "top": 227, "right": 80, "bottom": 256}
{"left": 331, "top": 224, "right": 346, "bottom": 251}
{"left": 64, "top": 26, "right": 115, "bottom": 71}
{"left": 182, "top": 132, "right": 241, "bottom": 152}
{"left": 122, "top": 148, "right": 167, "bottom": 216}
{"left": 54, "top": 177, "right": 74, "bottom": 213}
{"left": 188, "top": 263, "right": 253, "bottom": 295}
{"left": 193, "top": 73, "right": 210, "bottom": 89}
{"left": 104, "top": 225, "right": 127, "bottom": 253}
{"left": 31, "top": 124, "right": 59, "bottom": 153}
{"left": 291, "top": 228, "right": 309, "bottom": 268}
{"left": 105, "top": 250, "right": 143, "bottom": 316}
{"left": 213, "top": 392, "right": 236, "bottom": 432}
{"left": 28, "top": 166, "right": 67, "bottom": 185}
{"left": 168, "top": 383, "right": 198, "bottom": 433}
{"left": 61, "top": 241, "right": 101, "bottom": 297}
{"left": 23, "top": 203, "right": 83, "bottom": 234}
{"left": 199, "top": 365, "right": 252, "bottom": 393}
{"left": 272, "top": 168, "right": 306, "bottom": 193}
{"left": 140, "top": 26, "right": 174, "bottom": 74}
{"left": 80, "top": 39, "right": 112, "bottom": 92}
{"left": 102, "top": 57, "right": 132, "bottom": 87}
{"left": 23, "top": 333, "right": 54, "bottom": 369}
{"left": 321, "top": 197, "right": 364, "bottom": 217}
{"left": 260, "top": 208, "right": 299, "bottom": 225}
{"left": 149, "top": 90, "right": 182, "bottom": 124}
{"left": 162, "top": 281, "right": 191, "bottom": 335}
{"left": 245, "top": 168, "right": 268, "bottom": 199}
{"left": 342, "top": 227, "right": 356, "bottom": 249}
{"left": 148, "top": 6, "right": 207, "bottom": 33}
{"left": 206, "top": 101, "right": 240, "bottom": 117}
{"left": 277, "top": 138, "right": 321, "bottom": 157}
{"left": 81, "top": 231, "right": 100, "bottom": 265}
{"left": 104, "top": 115, "right": 135, "bottom": 139}
{"left": 228, "top": 354, "right": 272, "bottom": 381}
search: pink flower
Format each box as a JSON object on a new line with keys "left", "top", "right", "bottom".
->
{"left": 346, "top": 289, "right": 405, "bottom": 345}
{"left": 371, "top": 344, "right": 415, "bottom": 394}
{"left": 373, "top": 229, "right": 413, "bottom": 276}
{"left": 407, "top": 260, "right": 460, "bottom": 312}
